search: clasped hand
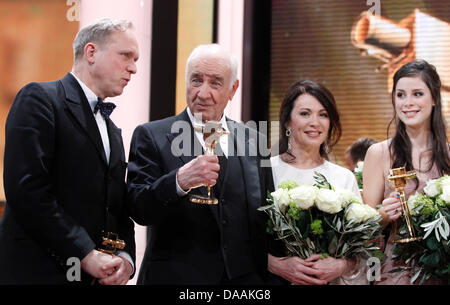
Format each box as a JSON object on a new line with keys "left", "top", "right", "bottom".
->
{"left": 81, "top": 249, "right": 133, "bottom": 285}
{"left": 269, "top": 254, "right": 355, "bottom": 285}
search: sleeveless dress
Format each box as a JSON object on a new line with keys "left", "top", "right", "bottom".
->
{"left": 376, "top": 165, "right": 441, "bottom": 285}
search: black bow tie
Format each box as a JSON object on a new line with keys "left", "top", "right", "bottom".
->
{"left": 94, "top": 97, "right": 116, "bottom": 119}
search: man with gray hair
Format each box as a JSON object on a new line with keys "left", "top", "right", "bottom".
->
{"left": 0, "top": 18, "right": 139, "bottom": 284}
{"left": 127, "top": 44, "right": 273, "bottom": 284}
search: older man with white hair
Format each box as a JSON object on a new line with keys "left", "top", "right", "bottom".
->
{"left": 127, "top": 44, "right": 273, "bottom": 284}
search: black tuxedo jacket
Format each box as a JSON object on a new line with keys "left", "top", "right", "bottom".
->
{"left": 0, "top": 73, "right": 135, "bottom": 284}
{"left": 127, "top": 109, "right": 273, "bottom": 284}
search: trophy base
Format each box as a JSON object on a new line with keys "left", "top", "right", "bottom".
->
{"left": 97, "top": 248, "right": 114, "bottom": 255}
{"left": 189, "top": 194, "right": 218, "bottom": 205}
{"left": 394, "top": 236, "right": 422, "bottom": 243}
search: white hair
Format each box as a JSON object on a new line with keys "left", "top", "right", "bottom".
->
{"left": 73, "top": 18, "right": 133, "bottom": 62}
{"left": 185, "top": 44, "right": 238, "bottom": 89}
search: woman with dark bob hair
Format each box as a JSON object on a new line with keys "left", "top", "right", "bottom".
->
{"left": 268, "top": 80, "right": 366, "bottom": 284}
{"left": 363, "top": 59, "right": 450, "bottom": 284}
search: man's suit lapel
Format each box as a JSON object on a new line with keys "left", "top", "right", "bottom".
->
{"left": 60, "top": 73, "right": 108, "bottom": 165}
{"left": 165, "top": 110, "right": 199, "bottom": 166}
{"left": 228, "top": 120, "right": 262, "bottom": 223}
{"left": 106, "top": 119, "right": 123, "bottom": 169}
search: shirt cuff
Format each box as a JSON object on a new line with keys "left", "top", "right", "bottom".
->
{"left": 116, "top": 251, "right": 134, "bottom": 275}
{"left": 176, "top": 170, "right": 189, "bottom": 196}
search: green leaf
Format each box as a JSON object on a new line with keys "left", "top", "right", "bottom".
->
{"left": 297, "top": 210, "right": 309, "bottom": 234}
{"left": 313, "top": 172, "right": 333, "bottom": 190}
{"left": 419, "top": 251, "right": 440, "bottom": 268}
{"left": 328, "top": 235, "right": 338, "bottom": 255}
{"left": 410, "top": 269, "right": 422, "bottom": 284}
{"left": 257, "top": 204, "right": 273, "bottom": 211}
{"left": 388, "top": 267, "right": 405, "bottom": 274}
{"left": 336, "top": 218, "right": 342, "bottom": 231}
{"left": 426, "top": 236, "right": 439, "bottom": 251}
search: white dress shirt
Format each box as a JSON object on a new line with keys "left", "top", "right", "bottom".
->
{"left": 70, "top": 73, "right": 111, "bottom": 164}
{"left": 70, "top": 72, "right": 134, "bottom": 273}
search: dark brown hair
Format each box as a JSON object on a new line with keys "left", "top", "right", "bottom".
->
{"left": 347, "top": 137, "right": 378, "bottom": 164}
{"left": 388, "top": 59, "right": 450, "bottom": 176}
{"left": 278, "top": 80, "right": 342, "bottom": 160}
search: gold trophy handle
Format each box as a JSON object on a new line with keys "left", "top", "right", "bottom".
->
{"left": 188, "top": 121, "right": 226, "bottom": 205}
{"left": 387, "top": 167, "right": 421, "bottom": 243}
{"left": 91, "top": 232, "right": 126, "bottom": 285}
{"left": 396, "top": 191, "right": 421, "bottom": 243}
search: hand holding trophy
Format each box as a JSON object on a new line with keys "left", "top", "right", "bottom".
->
{"left": 387, "top": 167, "right": 421, "bottom": 243}
{"left": 189, "top": 121, "right": 228, "bottom": 205}
{"left": 90, "top": 231, "right": 126, "bottom": 285}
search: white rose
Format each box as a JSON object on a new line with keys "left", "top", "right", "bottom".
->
{"left": 439, "top": 176, "right": 450, "bottom": 196}
{"left": 439, "top": 176, "right": 450, "bottom": 187}
{"left": 424, "top": 179, "right": 440, "bottom": 197}
{"left": 346, "top": 203, "right": 379, "bottom": 223}
{"left": 355, "top": 161, "right": 364, "bottom": 173}
{"left": 363, "top": 204, "right": 380, "bottom": 221}
{"left": 345, "top": 203, "right": 367, "bottom": 223}
{"left": 407, "top": 192, "right": 419, "bottom": 216}
{"left": 335, "top": 187, "right": 360, "bottom": 208}
{"left": 289, "top": 185, "right": 317, "bottom": 210}
{"left": 315, "top": 188, "right": 342, "bottom": 214}
{"left": 271, "top": 188, "right": 291, "bottom": 209}
{"left": 441, "top": 185, "right": 450, "bottom": 204}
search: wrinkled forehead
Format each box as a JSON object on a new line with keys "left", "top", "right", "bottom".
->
{"left": 187, "top": 54, "right": 231, "bottom": 78}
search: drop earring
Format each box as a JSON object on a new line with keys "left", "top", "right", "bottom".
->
{"left": 323, "top": 141, "right": 330, "bottom": 154}
{"left": 286, "top": 129, "right": 292, "bottom": 151}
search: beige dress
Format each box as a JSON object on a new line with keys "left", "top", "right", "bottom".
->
{"left": 376, "top": 165, "right": 441, "bottom": 285}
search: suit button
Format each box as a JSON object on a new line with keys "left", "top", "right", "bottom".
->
{"left": 223, "top": 245, "right": 228, "bottom": 250}
{"left": 222, "top": 220, "right": 227, "bottom": 226}
{"left": 221, "top": 199, "right": 226, "bottom": 205}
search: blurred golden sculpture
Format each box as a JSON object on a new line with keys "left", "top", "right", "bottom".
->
{"left": 351, "top": 9, "right": 450, "bottom": 99}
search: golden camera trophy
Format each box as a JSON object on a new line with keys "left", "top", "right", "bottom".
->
{"left": 97, "top": 231, "right": 126, "bottom": 255}
{"left": 387, "top": 167, "right": 422, "bottom": 243}
{"left": 189, "top": 121, "right": 228, "bottom": 205}
{"left": 91, "top": 231, "right": 126, "bottom": 285}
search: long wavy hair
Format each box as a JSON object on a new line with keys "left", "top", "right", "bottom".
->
{"left": 278, "top": 80, "right": 342, "bottom": 161}
{"left": 388, "top": 59, "right": 450, "bottom": 176}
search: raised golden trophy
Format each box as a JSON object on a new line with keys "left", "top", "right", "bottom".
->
{"left": 189, "top": 121, "right": 228, "bottom": 205}
{"left": 387, "top": 167, "right": 421, "bottom": 243}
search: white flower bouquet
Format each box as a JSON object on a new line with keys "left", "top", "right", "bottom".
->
{"left": 258, "top": 173, "right": 383, "bottom": 260}
{"left": 391, "top": 175, "right": 450, "bottom": 284}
